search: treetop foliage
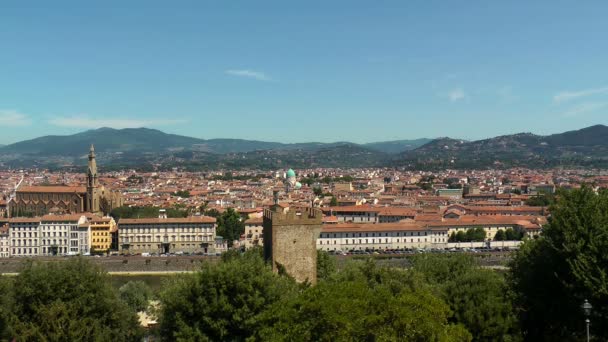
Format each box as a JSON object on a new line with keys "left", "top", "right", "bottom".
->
{"left": 510, "top": 186, "right": 608, "bottom": 341}
{"left": 1, "top": 258, "right": 142, "bottom": 342}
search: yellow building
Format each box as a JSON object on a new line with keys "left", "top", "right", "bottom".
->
{"left": 89, "top": 215, "right": 117, "bottom": 253}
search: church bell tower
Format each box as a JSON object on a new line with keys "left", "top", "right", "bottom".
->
{"left": 87, "top": 144, "right": 101, "bottom": 212}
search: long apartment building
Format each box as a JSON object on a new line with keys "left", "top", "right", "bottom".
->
{"left": 118, "top": 211, "right": 217, "bottom": 255}
{"left": 3, "top": 214, "right": 112, "bottom": 257}
{"left": 321, "top": 206, "right": 417, "bottom": 224}
{"left": 317, "top": 215, "right": 543, "bottom": 252}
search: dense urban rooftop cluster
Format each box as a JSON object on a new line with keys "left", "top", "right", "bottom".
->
{"left": 0, "top": 166, "right": 606, "bottom": 257}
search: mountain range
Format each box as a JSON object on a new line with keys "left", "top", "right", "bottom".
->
{"left": 0, "top": 125, "right": 606, "bottom": 170}
{"left": 0, "top": 127, "right": 430, "bottom": 156}
{"left": 396, "top": 125, "right": 608, "bottom": 169}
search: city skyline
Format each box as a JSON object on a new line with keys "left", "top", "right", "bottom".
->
{"left": 2, "top": 1, "right": 608, "bottom": 144}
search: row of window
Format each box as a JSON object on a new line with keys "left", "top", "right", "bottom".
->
{"left": 12, "top": 232, "right": 38, "bottom": 238}
{"left": 122, "top": 235, "right": 211, "bottom": 243}
{"left": 130, "top": 243, "right": 204, "bottom": 250}
{"left": 321, "top": 231, "right": 430, "bottom": 238}
{"left": 12, "top": 248, "right": 38, "bottom": 255}
{"left": 319, "top": 238, "right": 430, "bottom": 245}
{"left": 122, "top": 227, "right": 213, "bottom": 233}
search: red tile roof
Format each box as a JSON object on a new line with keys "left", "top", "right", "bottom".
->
{"left": 18, "top": 186, "right": 86, "bottom": 194}
{"left": 119, "top": 216, "right": 216, "bottom": 224}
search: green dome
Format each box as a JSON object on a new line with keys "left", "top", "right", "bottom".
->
{"left": 286, "top": 169, "right": 296, "bottom": 178}
{"left": 295, "top": 182, "right": 302, "bottom": 189}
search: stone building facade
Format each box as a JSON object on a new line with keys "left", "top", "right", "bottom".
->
{"left": 263, "top": 206, "right": 322, "bottom": 284}
{"left": 10, "top": 145, "right": 123, "bottom": 217}
{"left": 118, "top": 214, "right": 217, "bottom": 255}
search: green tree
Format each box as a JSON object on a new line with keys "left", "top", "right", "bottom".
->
{"left": 316, "top": 250, "right": 336, "bottom": 281}
{"left": 174, "top": 190, "right": 190, "bottom": 198}
{"left": 494, "top": 229, "right": 506, "bottom": 241}
{"left": 158, "top": 252, "right": 298, "bottom": 341}
{"left": 456, "top": 231, "right": 466, "bottom": 242}
{"left": 510, "top": 187, "right": 608, "bottom": 341}
{"left": 119, "top": 281, "right": 153, "bottom": 312}
{"left": 465, "top": 227, "right": 486, "bottom": 242}
{"left": 256, "top": 260, "right": 471, "bottom": 341}
{"left": 0, "top": 276, "right": 11, "bottom": 339}
{"left": 449, "top": 232, "right": 457, "bottom": 242}
{"left": 411, "top": 254, "right": 520, "bottom": 342}
{"left": 419, "top": 182, "right": 434, "bottom": 191}
{"left": 524, "top": 193, "right": 554, "bottom": 206}
{"left": 4, "top": 258, "right": 142, "bottom": 341}
{"left": 204, "top": 208, "right": 221, "bottom": 218}
{"left": 330, "top": 196, "right": 338, "bottom": 206}
{"left": 504, "top": 228, "right": 523, "bottom": 241}
{"left": 313, "top": 187, "right": 323, "bottom": 196}
{"left": 217, "top": 208, "right": 245, "bottom": 247}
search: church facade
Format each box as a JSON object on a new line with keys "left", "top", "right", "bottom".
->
{"left": 10, "top": 145, "right": 123, "bottom": 217}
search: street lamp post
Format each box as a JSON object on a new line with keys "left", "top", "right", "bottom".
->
{"left": 582, "top": 299, "right": 592, "bottom": 342}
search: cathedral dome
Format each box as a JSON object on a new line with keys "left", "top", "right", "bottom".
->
{"left": 286, "top": 169, "right": 296, "bottom": 178}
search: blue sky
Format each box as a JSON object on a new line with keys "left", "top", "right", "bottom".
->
{"left": 1, "top": 1, "right": 608, "bottom": 144}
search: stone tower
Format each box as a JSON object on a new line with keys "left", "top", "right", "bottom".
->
{"left": 263, "top": 201, "right": 323, "bottom": 284}
{"left": 87, "top": 144, "right": 101, "bottom": 213}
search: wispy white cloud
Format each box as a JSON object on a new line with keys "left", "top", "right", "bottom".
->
{"left": 448, "top": 88, "right": 466, "bottom": 102}
{"left": 553, "top": 86, "right": 608, "bottom": 103}
{"left": 225, "top": 69, "right": 271, "bottom": 81}
{"left": 561, "top": 102, "right": 608, "bottom": 117}
{"left": 48, "top": 116, "right": 187, "bottom": 128}
{"left": 0, "top": 109, "right": 31, "bottom": 126}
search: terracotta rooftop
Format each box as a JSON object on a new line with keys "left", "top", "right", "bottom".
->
{"left": 377, "top": 207, "right": 417, "bottom": 216}
{"left": 9, "top": 217, "right": 42, "bottom": 223}
{"left": 41, "top": 214, "right": 86, "bottom": 222}
{"left": 244, "top": 217, "right": 263, "bottom": 225}
{"left": 119, "top": 216, "right": 216, "bottom": 224}
{"left": 322, "top": 205, "right": 380, "bottom": 213}
{"left": 18, "top": 186, "right": 86, "bottom": 194}
{"left": 322, "top": 215, "right": 544, "bottom": 233}
{"left": 322, "top": 222, "right": 426, "bottom": 233}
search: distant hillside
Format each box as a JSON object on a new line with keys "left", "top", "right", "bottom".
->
{"left": 0, "top": 127, "right": 287, "bottom": 155}
{"left": 1, "top": 125, "right": 606, "bottom": 170}
{"left": 0, "top": 127, "right": 428, "bottom": 156}
{"left": 396, "top": 125, "right": 608, "bottom": 169}
{"left": 363, "top": 138, "right": 432, "bottom": 154}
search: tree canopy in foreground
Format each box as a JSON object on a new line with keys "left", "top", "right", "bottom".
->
{"left": 510, "top": 186, "right": 608, "bottom": 341}
{"left": 1, "top": 258, "right": 142, "bottom": 342}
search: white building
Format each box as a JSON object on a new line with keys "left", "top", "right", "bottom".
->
{"left": 40, "top": 214, "right": 88, "bottom": 256}
{"left": 322, "top": 206, "right": 380, "bottom": 223}
{"left": 0, "top": 224, "right": 9, "bottom": 258}
{"left": 317, "top": 216, "right": 542, "bottom": 252}
{"left": 317, "top": 222, "right": 447, "bottom": 251}
{"left": 9, "top": 217, "right": 41, "bottom": 257}
{"left": 118, "top": 213, "right": 217, "bottom": 255}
